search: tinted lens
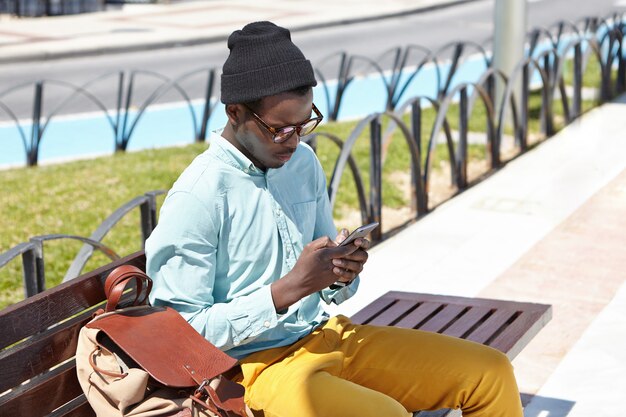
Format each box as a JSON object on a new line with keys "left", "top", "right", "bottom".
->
{"left": 299, "top": 119, "right": 319, "bottom": 136}
{"left": 274, "top": 126, "right": 296, "bottom": 143}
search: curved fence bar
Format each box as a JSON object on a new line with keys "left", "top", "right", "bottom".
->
{"left": 39, "top": 76, "right": 124, "bottom": 152}
{"left": 0, "top": 235, "right": 119, "bottom": 298}
{"left": 0, "top": 190, "right": 164, "bottom": 297}
{"left": 0, "top": 242, "right": 42, "bottom": 298}
{"left": 390, "top": 45, "right": 441, "bottom": 110}
{"left": 598, "top": 27, "right": 626, "bottom": 97}
{"left": 118, "top": 67, "right": 216, "bottom": 150}
{"left": 431, "top": 41, "right": 492, "bottom": 99}
{"left": 469, "top": 67, "right": 513, "bottom": 168}
{"left": 119, "top": 70, "right": 202, "bottom": 151}
{"left": 63, "top": 190, "right": 165, "bottom": 282}
{"left": 304, "top": 132, "right": 369, "bottom": 225}
{"left": 314, "top": 51, "right": 352, "bottom": 121}
{"left": 323, "top": 111, "right": 425, "bottom": 240}
{"left": 427, "top": 81, "right": 497, "bottom": 191}
{"left": 498, "top": 56, "right": 550, "bottom": 152}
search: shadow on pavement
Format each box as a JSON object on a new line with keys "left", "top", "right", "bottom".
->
{"left": 522, "top": 394, "right": 575, "bottom": 417}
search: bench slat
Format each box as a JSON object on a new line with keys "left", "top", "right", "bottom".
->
{"left": 0, "top": 311, "right": 92, "bottom": 393}
{"left": 350, "top": 295, "right": 396, "bottom": 324}
{"left": 0, "top": 252, "right": 145, "bottom": 348}
{"left": 489, "top": 309, "right": 552, "bottom": 360}
{"left": 443, "top": 306, "right": 492, "bottom": 338}
{"left": 0, "top": 360, "right": 83, "bottom": 417}
{"left": 418, "top": 304, "right": 467, "bottom": 333}
{"left": 48, "top": 395, "right": 95, "bottom": 417}
{"left": 466, "top": 308, "right": 518, "bottom": 345}
{"left": 367, "top": 299, "right": 419, "bottom": 326}
{"left": 394, "top": 302, "right": 443, "bottom": 329}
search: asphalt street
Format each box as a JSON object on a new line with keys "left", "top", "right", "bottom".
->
{"left": 0, "top": 0, "right": 623, "bottom": 119}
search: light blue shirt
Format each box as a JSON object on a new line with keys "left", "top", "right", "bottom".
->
{"left": 146, "top": 132, "right": 358, "bottom": 359}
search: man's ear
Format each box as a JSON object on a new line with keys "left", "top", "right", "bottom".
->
{"left": 225, "top": 104, "right": 244, "bottom": 126}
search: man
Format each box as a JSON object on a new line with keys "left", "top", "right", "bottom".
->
{"left": 146, "top": 21, "right": 523, "bottom": 417}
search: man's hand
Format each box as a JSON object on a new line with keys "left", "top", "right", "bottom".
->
{"left": 270, "top": 236, "right": 361, "bottom": 311}
{"left": 332, "top": 228, "right": 370, "bottom": 283}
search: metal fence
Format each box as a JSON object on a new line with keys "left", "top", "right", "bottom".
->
{"left": 1, "top": 13, "right": 625, "bottom": 298}
{"left": 0, "top": 190, "right": 164, "bottom": 297}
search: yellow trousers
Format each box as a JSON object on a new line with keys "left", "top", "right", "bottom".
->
{"left": 238, "top": 315, "right": 523, "bottom": 417}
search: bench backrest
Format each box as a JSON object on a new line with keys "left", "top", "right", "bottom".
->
{"left": 0, "top": 251, "right": 146, "bottom": 417}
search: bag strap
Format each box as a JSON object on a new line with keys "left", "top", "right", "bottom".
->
{"left": 185, "top": 366, "right": 252, "bottom": 417}
{"left": 104, "top": 265, "right": 152, "bottom": 312}
{"left": 88, "top": 344, "right": 128, "bottom": 379}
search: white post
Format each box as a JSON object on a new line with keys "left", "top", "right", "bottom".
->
{"left": 493, "top": 0, "right": 528, "bottom": 121}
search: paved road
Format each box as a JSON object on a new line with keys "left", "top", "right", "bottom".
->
{"left": 0, "top": 0, "right": 623, "bottom": 119}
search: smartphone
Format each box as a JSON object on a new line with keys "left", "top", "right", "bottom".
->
{"left": 339, "top": 222, "right": 380, "bottom": 246}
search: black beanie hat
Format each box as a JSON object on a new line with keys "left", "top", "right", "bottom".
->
{"left": 220, "top": 21, "right": 317, "bottom": 104}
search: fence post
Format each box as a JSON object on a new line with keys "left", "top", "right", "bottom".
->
{"left": 573, "top": 44, "right": 582, "bottom": 118}
{"left": 520, "top": 63, "right": 529, "bottom": 151}
{"left": 410, "top": 101, "right": 426, "bottom": 214}
{"left": 28, "top": 81, "right": 44, "bottom": 166}
{"left": 457, "top": 88, "right": 468, "bottom": 189}
{"left": 542, "top": 54, "right": 555, "bottom": 137}
{"left": 618, "top": 37, "right": 625, "bottom": 94}
{"left": 330, "top": 53, "right": 350, "bottom": 122}
{"left": 369, "top": 117, "right": 383, "bottom": 242}
{"left": 114, "top": 71, "right": 125, "bottom": 146}
{"left": 118, "top": 72, "right": 135, "bottom": 152}
{"left": 140, "top": 191, "right": 161, "bottom": 246}
{"left": 23, "top": 239, "right": 45, "bottom": 297}
{"left": 198, "top": 68, "right": 215, "bottom": 142}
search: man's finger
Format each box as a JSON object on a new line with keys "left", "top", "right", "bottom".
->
{"left": 354, "top": 238, "right": 371, "bottom": 250}
{"left": 332, "top": 258, "right": 364, "bottom": 274}
{"left": 327, "top": 242, "right": 360, "bottom": 258}
{"left": 340, "top": 249, "right": 368, "bottom": 263}
{"left": 335, "top": 228, "right": 349, "bottom": 245}
{"left": 332, "top": 267, "right": 358, "bottom": 281}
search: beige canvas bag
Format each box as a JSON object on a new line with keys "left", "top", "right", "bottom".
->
{"left": 75, "top": 265, "right": 253, "bottom": 417}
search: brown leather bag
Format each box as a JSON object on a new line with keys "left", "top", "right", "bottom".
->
{"left": 76, "top": 265, "right": 253, "bottom": 417}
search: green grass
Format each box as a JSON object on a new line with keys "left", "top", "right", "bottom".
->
{"left": 0, "top": 144, "right": 208, "bottom": 308}
{"left": 0, "top": 89, "right": 602, "bottom": 308}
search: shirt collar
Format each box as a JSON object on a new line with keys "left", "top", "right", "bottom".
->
{"left": 209, "top": 131, "right": 263, "bottom": 175}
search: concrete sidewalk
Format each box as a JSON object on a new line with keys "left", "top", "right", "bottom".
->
{"left": 0, "top": 0, "right": 475, "bottom": 63}
{"left": 327, "top": 92, "right": 626, "bottom": 415}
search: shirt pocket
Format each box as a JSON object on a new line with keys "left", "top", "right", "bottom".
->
{"left": 290, "top": 201, "right": 316, "bottom": 244}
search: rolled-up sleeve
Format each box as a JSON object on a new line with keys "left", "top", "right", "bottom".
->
{"left": 146, "top": 191, "right": 279, "bottom": 351}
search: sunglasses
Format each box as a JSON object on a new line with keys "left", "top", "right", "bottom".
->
{"left": 244, "top": 103, "right": 324, "bottom": 143}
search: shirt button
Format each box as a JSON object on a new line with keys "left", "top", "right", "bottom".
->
{"left": 243, "top": 168, "right": 249, "bottom": 174}
{"left": 233, "top": 340, "right": 240, "bottom": 346}
{"left": 263, "top": 321, "right": 271, "bottom": 328}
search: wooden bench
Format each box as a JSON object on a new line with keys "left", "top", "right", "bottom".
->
{"left": 0, "top": 251, "right": 551, "bottom": 417}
